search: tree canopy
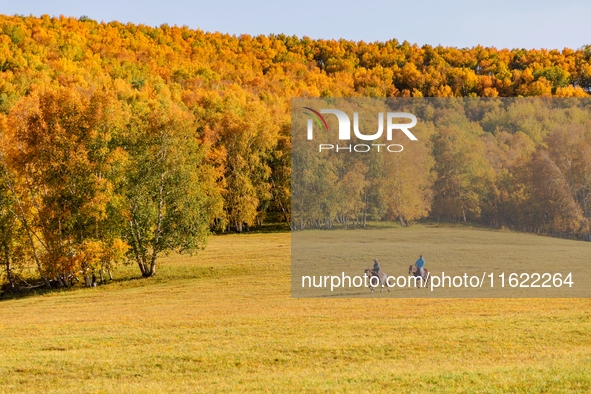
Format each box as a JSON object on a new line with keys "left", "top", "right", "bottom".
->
{"left": 0, "top": 14, "right": 590, "bottom": 292}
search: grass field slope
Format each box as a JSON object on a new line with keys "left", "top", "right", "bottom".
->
{"left": 0, "top": 227, "right": 590, "bottom": 393}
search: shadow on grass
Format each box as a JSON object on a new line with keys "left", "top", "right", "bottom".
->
{"left": 215, "top": 221, "right": 291, "bottom": 235}
{"left": 0, "top": 268, "right": 150, "bottom": 302}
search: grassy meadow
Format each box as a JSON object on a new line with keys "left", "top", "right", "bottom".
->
{"left": 292, "top": 224, "right": 591, "bottom": 297}
{"left": 0, "top": 226, "right": 590, "bottom": 393}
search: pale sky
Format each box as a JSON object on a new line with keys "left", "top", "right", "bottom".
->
{"left": 1, "top": 0, "right": 590, "bottom": 49}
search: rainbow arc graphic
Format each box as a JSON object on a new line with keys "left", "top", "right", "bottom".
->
{"left": 303, "top": 107, "right": 328, "bottom": 131}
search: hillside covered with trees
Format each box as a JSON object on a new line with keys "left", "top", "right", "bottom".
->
{"left": 0, "top": 14, "right": 590, "bottom": 291}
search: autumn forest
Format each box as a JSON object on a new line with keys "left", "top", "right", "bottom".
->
{"left": 0, "top": 14, "right": 590, "bottom": 291}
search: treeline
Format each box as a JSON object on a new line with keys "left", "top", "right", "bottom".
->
{"left": 0, "top": 87, "right": 224, "bottom": 292}
{"left": 292, "top": 99, "right": 591, "bottom": 240}
{"left": 0, "top": 14, "right": 590, "bottom": 290}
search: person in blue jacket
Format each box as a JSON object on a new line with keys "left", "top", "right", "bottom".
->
{"left": 414, "top": 254, "right": 425, "bottom": 276}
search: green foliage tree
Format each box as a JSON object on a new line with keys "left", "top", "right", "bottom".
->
{"left": 431, "top": 120, "right": 491, "bottom": 222}
{"left": 124, "top": 94, "right": 223, "bottom": 277}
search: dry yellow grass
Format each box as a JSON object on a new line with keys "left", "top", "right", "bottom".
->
{"left": 0, "top": 229, "right": 590, "bottom": 393}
